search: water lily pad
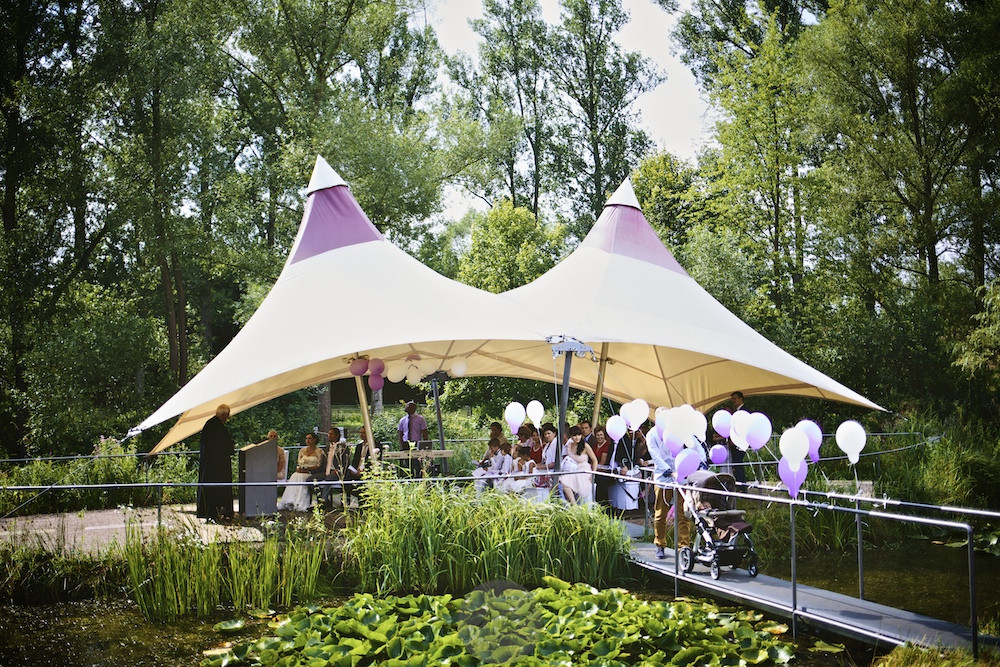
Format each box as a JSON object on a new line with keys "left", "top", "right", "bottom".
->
{"left": 249, "top": 608, "right": 275, "bottom": 619}
{"left": 809, "top": 639, "right": 846, "bottom": 653}
{"left": 214, "top": 619, "right": 246, "bottom": 634}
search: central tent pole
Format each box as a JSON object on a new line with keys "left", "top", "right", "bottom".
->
{"left": 355, "top": 376, "right": 376, "bottom": 461}
{"left": 592, "top": 342, "right": 609, "bottom": 427}
{"left": 549, "top": 336, "right": 594, "bottom": 475}
{"left": 430, "top": 375, "right": 448, "bottom": 474}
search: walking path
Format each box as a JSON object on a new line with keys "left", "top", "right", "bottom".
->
{"left": 623, "top": 521, "right": 993, "bottom": 655}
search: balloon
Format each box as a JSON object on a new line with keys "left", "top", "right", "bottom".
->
{"left": 419, "top": 358, "right": 438, "bottom": 374}
{"left": 621, "top": 401, "right": 639, "bottom": 430}
{"left": 504, "top": 402, "right": 526, "bottom": 431}
{"left": 691, "top": 410, "right": 708, "bottom": 443}
{"left": 385, "top": 364, "right": 406, "bottom": 382}
{"left": 796, "top": 420, "right": 823, "bottom": 463}
{"left": 710, "top": 444, "right": 729, "bottom": 465}
{"left": 526, "top": 400, "right": 544, "bottom": 428}
{"left": 731, "top": 410, "right": 753, "bottom": 437}
{"left": 731, "top": 430, "right": 750, "bottom": 452}
{"left": 713, "top": 410, "right": 732, "bottom": 438}
{"left": 836, "top": 420, "right": 867, "bottom": 464}
{"left": 386, "top": 364, "right": 406, "bottom": 383}
{"left": 349, "top": 358, "right": 369, "bottom": 376}
{"left": 629, "top": 399, "right": 649, "bottom": 428}
{"left": 779, "top": 427, "right": 809, "bottom": 469}
{"left": 405, "top": 366, "right": 422, "bottom": 386}
{"left": 746, "top": 412, "right": 772, "bottom": 451}
{"left": 449, "top": 358, "right": 467, "bottom": 377}
{"left": 664, "top": 429, "right": 685, "bottom": 456}
{"left": 606, "top": 415, "right": 627, "bottom": 444}
{"left": 367, "top": 374, "right": 384, "bottom": 391}
{"left": 778, "top": 457, "right": 808, "bottom": 498}
{"left": 674, "top": 449, "right": 701, "bottom": 484}
{"left": 368, "top": 358, "right": 385, "bottom": 376}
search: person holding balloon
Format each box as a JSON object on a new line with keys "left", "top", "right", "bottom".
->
{"left": 646, "top": 410, "right": 705, "bottom": 559}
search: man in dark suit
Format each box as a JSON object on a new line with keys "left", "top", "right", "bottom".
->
{"left": 728, "top": 391, "right": 748, "bottom": 483}
{"left": 197, "top": 404, "right": 236, "bottom": 521}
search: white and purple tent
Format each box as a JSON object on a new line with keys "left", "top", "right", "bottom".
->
{"left": 136, "top": 159, "right": 879, "bottom": 454}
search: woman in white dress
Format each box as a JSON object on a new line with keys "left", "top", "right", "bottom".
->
{"left": 277, "top": 433, "right": 324, "bottom": 511}
{"left": 561, "top": 426, "right": 598, "bottom": 505}
{"left": 501, "top": 445, "right": 538, "bottom": 494}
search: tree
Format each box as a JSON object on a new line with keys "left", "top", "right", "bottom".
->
{"left": 549, "top": 0, "right": 661, "bottom": 235}
{"left": 632, "top": 152, "right": 702, "bottom": 250}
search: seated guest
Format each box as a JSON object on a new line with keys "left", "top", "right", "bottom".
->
{"left": 500, "top": 445, "right": 538, "bottom": 494}
{"left": 278, "top": 433, "right": 323, "bottom": 511}
{"left": 561, "top": 426, "right": 598, "bottom": 505}
{"left": 490, "top": 421, "right": 510, "bottom": 450}
{"left": 343, "top": 426, "right": 374, "bottom": 506}
{"left": 268, "top": 430, "right": 287, "bottom": 482}
{"left": 472, "top": 437, "right": 512, "bottom": 492}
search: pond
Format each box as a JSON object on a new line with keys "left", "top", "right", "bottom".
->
{"left": 762, "top": 538, "right": 1000, "bottom": 626}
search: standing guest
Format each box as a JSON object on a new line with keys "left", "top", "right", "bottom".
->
{"left": 277, "top": 433, "right": 323, "bottom": 511}
{"left": 728, "top": 391, "right": 748, "bottom": 483}
{"left": 645, "top": 410, "right": 684, "bottom": 559}
{"left": 269, "top": 430, "right": 287, "bottom": 482}
{"left": 398, "top": 400, "right": 429, "bottom": 476}
{"left": 198, "top": 404, "right": 236, "bottom": 522}
{"left": 579, "top": 420, "right": 595, "bottom": 447}
{"left": 344, "top": 426, "right": 373, "bottom": 506}
{"left": 537, "top": 423, "right": 559, "bottom": 472}
{"left": 591, "top": 425, "right": 613, "bottom": 505}
{"left": 321, "top": 427, "right": 350, "bottom": 505}
{"left": 561, "top": 426, "right": 598, "bottom": 505}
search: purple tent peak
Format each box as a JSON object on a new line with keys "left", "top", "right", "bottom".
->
{"left": 580, "top": 179, "right": 690, "bottom": 276}
{"left": 307, "top": 155, "right": 348, "bottom": 195}
{"left": 288, "top": 156, "right": 382, "bottom": 265}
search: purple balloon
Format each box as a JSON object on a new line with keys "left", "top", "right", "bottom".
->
{"left": 606, "top": 415, "right": 627, "bottom": 444}
{"left": 664, "top": 430, "right": 685, "bottom": 456}
{"left": 778, "top": 457, "right": 808, "bottom": 498}
{"left": 349, "top": 358, "right": 369, "bottom": 376}
{"left": 712, "top": 410, "right": 732, "bottom": 438}
{"left": 368, "top": 358, "right": 385, "bottom": 376}
{"left": 709, "top": 444, "right": 728, "bottom": 465}
{"left": 675, "top": 449, "right": 700, "bottom": 484}
{"left": 746, "top": 412, "right": 772, "bottom": 451}
{"left": 367, "top": 373, "right": 384, "bottom": 391}
{"left": 796, "top": 420, "right": 823, "bottom": 463}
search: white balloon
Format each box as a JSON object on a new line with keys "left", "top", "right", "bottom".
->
{"left": 449, "top": 358, "right": 468, "bottom": 377}
{"left": 526, "top": 400, "right": 545, "bottom": 428}
{"left": 746, "top": 412, "right": 773, "bottom": 451}
{"left": 731, "top": 430, "right": 750, "bottom": 452}
{"left": 779, "top": 428, "right": 809, "bottom": 466}
{"left": 419, "top": 358, "right": 438, "bottom": 374}
{"left": 836, "top": 420, "right": 867, "bottom": 464}
{"left": 385, "top": 364, "right": 406, "bottom": 384}
{"left": 691, "top": 410, "right": 708, "bottom": 443}
{"left": 606, "top": 415, "right": 628, "bottom": 443}
{"left": 630, "top": 399, "right": 650, "bottom": 427}
{"left": 504, "top": 401, "right": 526, "bottom": 426}
{"left": 731, "top": 409, "right": 754, "bottom": 437}
{"left": 405, "top": 366, "right": 422, "bottom": 385}
{"left": 666, "top": 406, "right": 687, "bottom": 436}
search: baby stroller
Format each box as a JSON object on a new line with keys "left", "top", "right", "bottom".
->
{"left": 677, "top": 470, "right": 758, "bottom": 580}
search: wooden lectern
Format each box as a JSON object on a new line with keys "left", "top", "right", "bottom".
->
{"left": 239, "top": 440, "right": 278, "bottom": 516}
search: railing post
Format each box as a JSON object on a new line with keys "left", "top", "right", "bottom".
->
{"left": 157, "top": 483, "right": 163, "bottom": 527}
{"left": 673, "top": 484, "right": 680, "bottom": 599}
{"left": 968, "top": 525, "right": 978, "bottom": 659}
{"left": 790, "top": 502, "right": 797, "bottom": 638}
{"left": 856, "top": 498, "right": 865, "bottom": 600}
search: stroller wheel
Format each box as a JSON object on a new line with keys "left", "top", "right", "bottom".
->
{"left": 679, "top": 547, "right": 694, "bottom": 573}
{"left": 710, "top": 560, "right": 720, "bottom": 580}
{"left": 747, "top": 554, "right": 759, "bottom": 577}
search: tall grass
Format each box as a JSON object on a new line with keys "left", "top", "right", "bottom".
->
{"left": 342, "top": 480, "right": 632, "bottom": 595}
{"left": 120, "top": 517, "right": 329, "bottom": 622}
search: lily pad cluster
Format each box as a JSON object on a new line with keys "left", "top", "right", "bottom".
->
{"left": 202, "top": 576, "right": 799, "bottom": 666}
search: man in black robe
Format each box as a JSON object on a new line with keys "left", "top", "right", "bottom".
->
{"left": 197, "top": 404, "right": 235, "bottom": 521}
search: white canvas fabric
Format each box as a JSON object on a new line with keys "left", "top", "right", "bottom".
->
{"left": 136, "top": 164, "right": 880, "bottom": 454}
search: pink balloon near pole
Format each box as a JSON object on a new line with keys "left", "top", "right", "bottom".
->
{"left": 367, "top": 373, "right": 384, "bottom": 391}
{"left": 349, "top": 358, "right": 369, "bottom": 376}
{"left": 368, "top": 358, "right": 385, "bottom": 376}
{"left": 778, "top": 457, "right": 808, "bottom": 498}
{"left": 674, "top": 449, "right": 700, "bottom": 484}
{"left": 712, "top": 410, "right": 732, "bottom": 438}
{"left": 710, "top": 444, "right": 728, "bottom": 465}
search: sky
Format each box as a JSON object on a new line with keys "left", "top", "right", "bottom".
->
{"left": 426, "top": 0, "right": 714, "bottom": 164}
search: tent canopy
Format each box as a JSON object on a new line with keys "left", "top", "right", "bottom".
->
{"left": 500, "top": 179, "right": 883, "bottom": 414}
{"left": 136, "top": 158, "right": 880, "bottom": 454}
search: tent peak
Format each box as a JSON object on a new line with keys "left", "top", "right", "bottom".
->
{"left": 307, "top": 155, "right": 347, "bottom": 195}
{"left": 606, "top": 178, "right": 641, "bottom": 210}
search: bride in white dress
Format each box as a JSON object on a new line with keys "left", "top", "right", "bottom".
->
{"left": 277, "top": 433, "right": 324, "bottom": 511}
{"left": 560, "top": 426, "right": 598, "bottom": 505}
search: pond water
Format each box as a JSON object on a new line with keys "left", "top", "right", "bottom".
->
{"left": 762, "top": 538, "right": 1000, "bottom": 626}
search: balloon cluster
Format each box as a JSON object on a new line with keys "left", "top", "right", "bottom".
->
{"left": 349, "top": 357, "right": 387, "bottom": 391}
{"left": 504, "top": 400, "right": 545, "bottom": 436}
{"left": 773, "top": 418, "right": 867, "bottom": 498}
{"left": 712, "top": 409, "right": 772, "bottom": 452}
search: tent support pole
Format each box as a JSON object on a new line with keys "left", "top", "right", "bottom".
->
{"left": 592, "top": 342, "right": 609, "bottom": 427}
{"left": 430, "top": 376, "right": 448, "bottom": 474}
{"left": 355, "top": 376, "right": 376, "bottom": 462}
{"left": 556, "top": 352, "right": 573, "bottom": 473}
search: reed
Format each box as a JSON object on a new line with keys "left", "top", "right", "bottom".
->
{"left": 120, "top": 517, "right": 329, "bottom": 622}
{"left": 342, "top": 481, "right": 632, "bottom": 595}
